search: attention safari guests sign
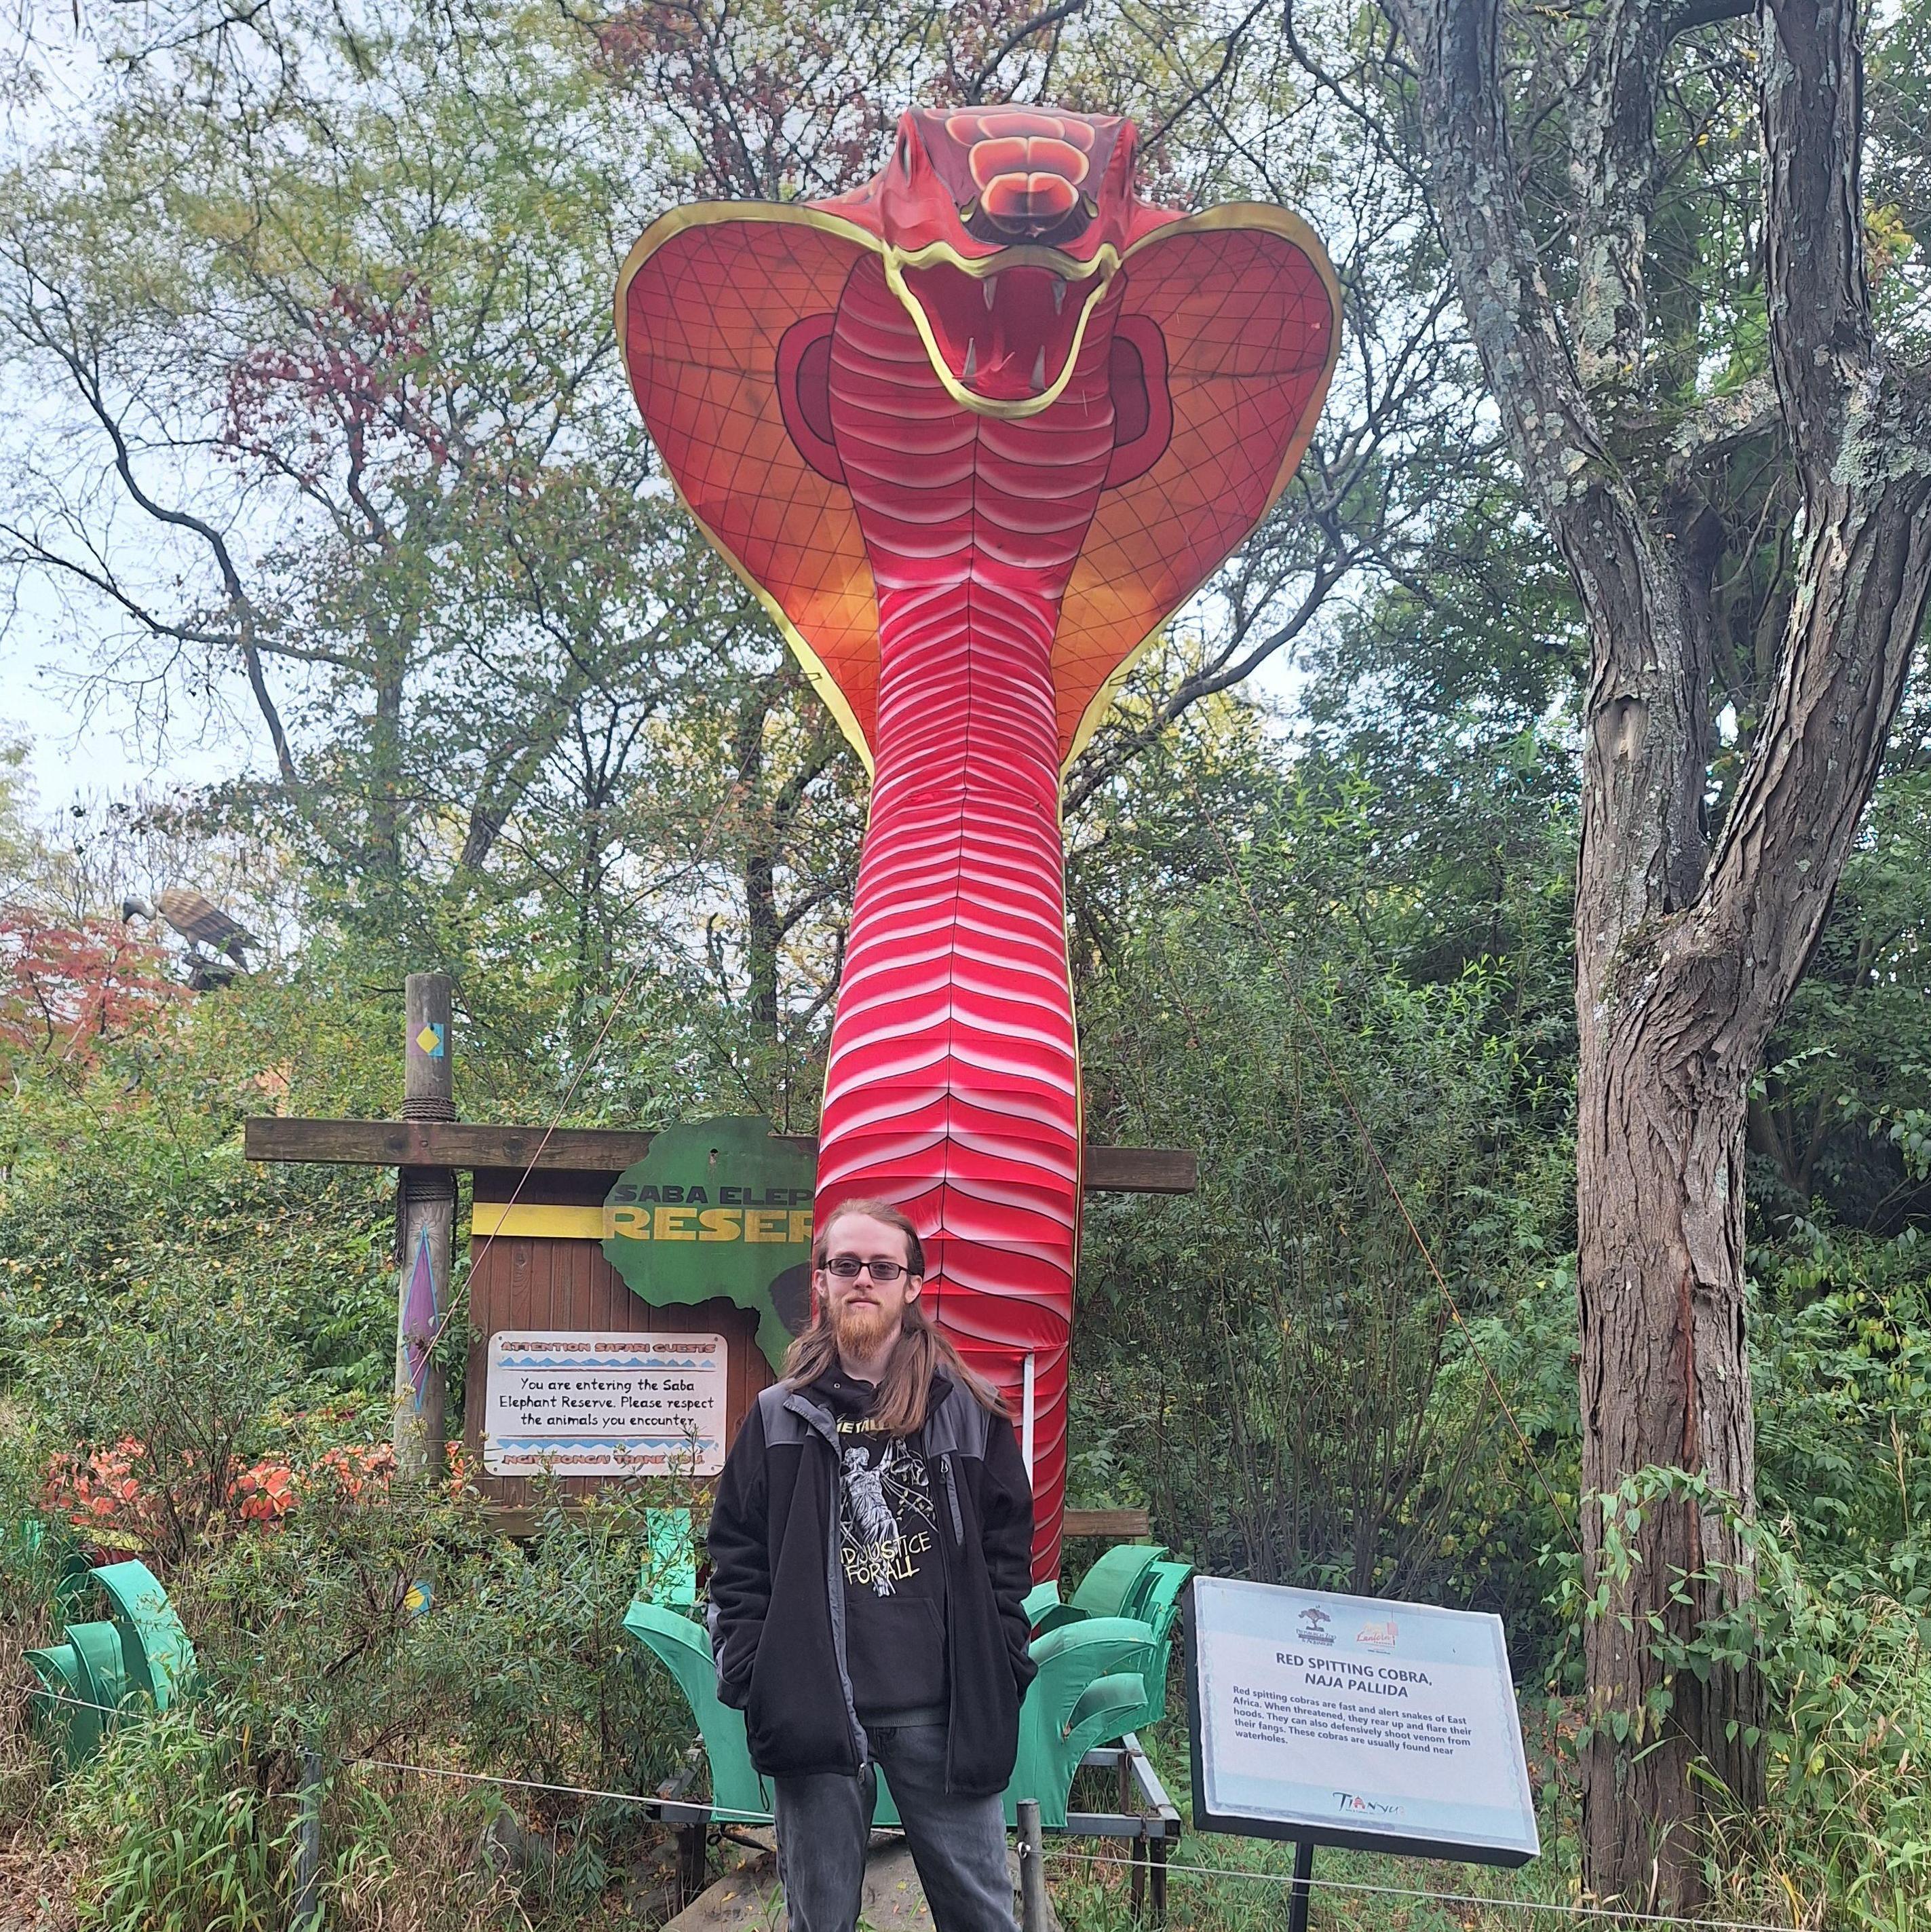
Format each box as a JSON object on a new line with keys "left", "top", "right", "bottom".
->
{"left": 601, "top": 1117, "right": 817, "bottom": 1371}
{"left": 481, "top": 1332, "right": 727, "bottom": 1476}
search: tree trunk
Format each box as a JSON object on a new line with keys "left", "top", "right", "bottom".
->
{"left": 1373, "top": 0, "right": 1931, "bottom": 1905}
{"left": 1576, "top": 1009, "right": 1761, "bottom": 1893}
{"left": 744, "top": 837, "right": 780, "bottom": 1036}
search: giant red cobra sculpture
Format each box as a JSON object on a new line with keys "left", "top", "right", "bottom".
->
{"left": 619, "top": 107, "right": 1339, "bottom": 1576}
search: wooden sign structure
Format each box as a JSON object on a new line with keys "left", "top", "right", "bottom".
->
{"left": 245, "top": 972, "right": 1194, "bottom": 1532}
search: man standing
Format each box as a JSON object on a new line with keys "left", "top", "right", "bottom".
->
{"left": 708, "top": 1198, "right": 1037, "bottom": 1932}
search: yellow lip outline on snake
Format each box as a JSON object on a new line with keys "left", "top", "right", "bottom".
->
{"left": 880, "top": 240, "right": 1123, "bottom": 421}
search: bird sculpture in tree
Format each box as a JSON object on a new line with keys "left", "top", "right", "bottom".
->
{"left": 121, "top": 888, "right": 256, "bottom": 989}
{"left": 619, "top": 105, "right": 1339, "bottom": 1576}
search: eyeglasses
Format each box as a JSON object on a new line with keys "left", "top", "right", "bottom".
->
{"left": 822, "top": 1255, "right": 913, "bottom": 1282}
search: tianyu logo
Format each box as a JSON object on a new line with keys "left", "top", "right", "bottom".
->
{"left": 1335, "top": 1792, "right": 1404, "bottom": 1818}
{"left": 1297, "top": 1604, "right": 1335, "bottom": 1646}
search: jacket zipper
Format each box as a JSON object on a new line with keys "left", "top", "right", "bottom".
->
{"left": 940, "top": 1452, "right": 965, "bottom": 1545}
{"left": 784, "top": 1392, "right": 869, "bottom": 1770}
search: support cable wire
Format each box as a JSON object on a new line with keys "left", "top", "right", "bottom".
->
{"left": 21, "top": 1688, "right": 777, "bottom": 1824}
{"left": 20, "top": 1692, "right": 1811, "bottom": 1932}
{"left": 351, "top": 1755, "right": 778, "bottom": 1823}
{"left": 1179, "top": 780, "right": 1582, "bottom": 1553}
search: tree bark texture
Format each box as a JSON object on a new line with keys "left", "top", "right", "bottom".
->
{"left": 1375, "top": 0, "right": 1931, "bottom": 1904}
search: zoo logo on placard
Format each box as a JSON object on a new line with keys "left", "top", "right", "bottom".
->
{"left": 1334, "top": 1792, "right": 1404, "bottom": 1819}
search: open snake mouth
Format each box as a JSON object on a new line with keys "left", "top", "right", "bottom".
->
{"left": 882, "top": 242, "right": 1120, "bottom": 419}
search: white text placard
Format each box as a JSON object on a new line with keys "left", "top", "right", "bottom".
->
{"left": 482, "top": 1331, "right": 726, "bottom": 1477}
{"left": 1189, "top": 1576, "right": 1540, "bottom": 1863}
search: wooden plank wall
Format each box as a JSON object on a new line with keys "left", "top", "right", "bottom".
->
{"left": 461, "top": 1167, "right": 772, "bottom": 1506}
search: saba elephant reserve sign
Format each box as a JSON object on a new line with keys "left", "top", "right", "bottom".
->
{"left": 1188, "top": 1576, "right": 1540, "bottom": 1865}
{"left": 600, "top": 1116, "right": 818, "bottom": 1372}
{"left": 481, "top": 1331, "right": 728, "bottom": 1477}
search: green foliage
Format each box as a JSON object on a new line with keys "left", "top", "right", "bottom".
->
{"left": 0, "top": 0, "right": 1923, "bottom": 1921}
{"left": 1552, "top": 1466, "right": 1931, "bottom": 1930}
{"left": 28, "top": 1278, "right": 300, "bottom": 1564}
{"left": 62, "top": 1702, "right": 284, "bottom": 1932}
{"left": 1754, "top": 1227, "right": 1931, "bottom": 1582}
{"left": 0, "top": 964, "right": 408, "bottom": 1398}
{"left": 424, "top": 1490, "right": 697, "bottom": 1806}
{"left": 1436, "top": 1262, "right": 1584, "bottom": 1650}
{"left": 6, "top": 1445, "right": 706, "bottom": 1925}
{"left": 1075, "top": 732, "right": 1572, "bottom": 1610}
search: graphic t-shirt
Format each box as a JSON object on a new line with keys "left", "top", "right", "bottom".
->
{"left": 816, "top": 1368, "right": 949, "bottom": 1722}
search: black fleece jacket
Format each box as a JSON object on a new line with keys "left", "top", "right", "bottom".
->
{"left": 707, "top": 1369, "right": 1037, "bottom": 1793}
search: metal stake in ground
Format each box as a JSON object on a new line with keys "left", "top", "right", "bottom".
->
{"left": 292, "top": 1742, "right": 324, "bottom": 1929}
{"left": 1286, "top": 1840, "right": 1314, "bottom": 1932}
{"left": 394, "top": 972, "right": 453, "bottom": 1481}
{"left": 1018, "top": 1798, "right": 1048, "bottom": 1932}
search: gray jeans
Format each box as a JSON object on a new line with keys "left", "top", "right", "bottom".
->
{"left": 773, "top": 1723, "right": 1018, "bottom": 1932}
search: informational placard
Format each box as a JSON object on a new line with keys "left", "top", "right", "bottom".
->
{"left": 1188, "top": 1576, "right": 1540, "bottom": 1864}
{"left": 481, "top": 1331, "right": 727, "bottom": 1477}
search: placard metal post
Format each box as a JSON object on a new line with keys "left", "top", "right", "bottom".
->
{"left": 1286, "top": 1838, "right": 1313, "bottom": 1932}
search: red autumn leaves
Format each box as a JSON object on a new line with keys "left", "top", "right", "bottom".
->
{"left": 43, "top": 1436, "right": 472, "bottom": 1553}
{"left": 944, "top": 109, "right": 1094, "bottom": 231}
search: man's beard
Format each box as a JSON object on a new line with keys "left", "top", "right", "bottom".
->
{"left": 829, "top": 1296, "right": 901, "bottom": 1359}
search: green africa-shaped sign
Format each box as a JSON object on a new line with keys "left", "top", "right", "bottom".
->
{"left": 601, "top": 1118, "right": 817, "bottom": 1371}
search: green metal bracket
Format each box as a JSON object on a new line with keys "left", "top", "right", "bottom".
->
{"left": 92, "top": 1561, "right": 195, "bottom": 1713}
{"left": 621, "top": 1543, "right": 1186, "bottom": 1835}
{"left": 622, "top": 1597, "right": 770, "bottom": 1821}
{"left": 1069, "top": 1543, "right": 1168, "bottom": 1618}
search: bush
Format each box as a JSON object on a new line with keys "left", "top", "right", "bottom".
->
{"left": 24, "top": 1280, "right": 301, "bottom": 1566}
{"left": 1755, "top": 1224, "right": 1931, "bottom": 1571}
{"left": 58, "top": 1701, "right": 282, "bottom": 1931}
{"left": 1552, "top": 1465, "right": 1931, "bottom": 1930}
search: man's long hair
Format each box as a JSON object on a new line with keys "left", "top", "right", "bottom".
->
{"left": 782, "top": 1198, "right": 1006, "bottom": 1437}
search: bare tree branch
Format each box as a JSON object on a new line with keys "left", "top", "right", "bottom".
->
{"left": 963, "top": 0, "right": 1088, "bottom": 103}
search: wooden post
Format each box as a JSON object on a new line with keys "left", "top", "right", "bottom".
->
{"left": 394, "top": 973, "right": 453, "bottom": 1482}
